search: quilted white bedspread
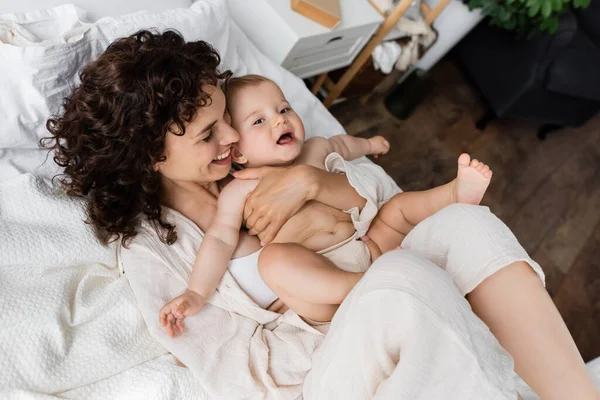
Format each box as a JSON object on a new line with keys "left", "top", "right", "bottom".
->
{"left": 1, "top": 0, "right": 599, "bottom": 398}
{"left": 0, "top": 0, "right": 343, "bottom": 397}
{"left": 0, "top": 174, "right": 208, "bottom": 399}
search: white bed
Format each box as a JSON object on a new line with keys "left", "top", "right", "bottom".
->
{"left": 0, "top": 0, "right": 598, "bottom": 398}
{"left": 0, "top": 1, "right": 344, "bottom": 398}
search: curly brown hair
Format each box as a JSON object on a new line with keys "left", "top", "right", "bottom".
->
{"left": 43, "top": 30, "right": 232, "bottom": 247}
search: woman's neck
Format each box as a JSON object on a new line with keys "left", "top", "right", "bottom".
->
{"left": 160, "top": 178, "right": 222, "bottom": 231}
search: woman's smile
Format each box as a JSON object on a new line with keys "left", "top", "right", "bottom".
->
{"left": 212, "top": 148, "right": 232, "bottom": 165}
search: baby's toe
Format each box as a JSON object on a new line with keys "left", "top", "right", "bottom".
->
{"left": 458, "top": 153, "right": 471, "bottom": 167}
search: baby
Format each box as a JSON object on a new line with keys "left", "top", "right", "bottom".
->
{"left": 160, "top": 75, "right": 493, "bottom": 334}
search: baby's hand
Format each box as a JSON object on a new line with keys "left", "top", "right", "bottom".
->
{"left": 368, "top": 136, "right": 390, "bottom": 158}
{"left": 159, "top": 290, "right": 206, "bottom": 338}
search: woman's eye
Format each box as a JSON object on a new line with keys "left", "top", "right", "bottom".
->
{"left": 253, "top": 118, "right": 264, "bottom": 125}
{"left": 280, "top": 107, "right": 290, "bottom": 114}
{"left": 201, "top": 129, "right": 214, "bottom": 142}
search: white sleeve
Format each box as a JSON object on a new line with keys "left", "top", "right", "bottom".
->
{"left": 120, "top": 235, "right": 316, "bottom": 399}
{"left": 120, "top": 237, "right": 266, "bottom": 397}
{"left": 324, "top": 153, "right": 401, "bottom": 237}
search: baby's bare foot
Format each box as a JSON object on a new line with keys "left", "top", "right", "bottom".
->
{"left": 453, "top": 153, "right": 492, "bottom": 205}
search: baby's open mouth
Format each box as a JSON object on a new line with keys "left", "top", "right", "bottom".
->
{"left": 277, "top": 131, "right": 295, "bottom": 145}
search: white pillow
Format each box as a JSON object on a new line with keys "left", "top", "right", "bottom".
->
{"left": 0, "top": 0, "right": 343, "bottom": 156}
{"left": 0, "top": 4, "right": 89, "bottom": 43}
{"left": 1, "top": 0, "right": 192, "bottom": 22}
{"left": 0, "top": 8, "right": 106, "bottom": 149}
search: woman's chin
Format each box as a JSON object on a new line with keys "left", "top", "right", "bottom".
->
{"left": 209, "top": 161, "right": 232, "bottom": 180}
{"left": 212, "top": 164, "right": 231, "bottom": 177}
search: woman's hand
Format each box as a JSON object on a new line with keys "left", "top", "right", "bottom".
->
{"left": 233, "top": 165, "right": 318, "bottom": 245}
{"left": 159, "top": 290, "right": 206, "bottom": 338}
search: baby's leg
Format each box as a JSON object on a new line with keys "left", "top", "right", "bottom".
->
{"left": 368, "top": 154, "right": 493, "bottom": 254}
{"left": 259, "top": 243, "right": 363, "bottom": 322}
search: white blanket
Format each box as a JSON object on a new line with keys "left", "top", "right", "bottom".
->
{"left": 0, "top": 156, "right": 397, "bottom": 399}
{"left": 0, "top": 0, "right": 343, "bottom": 181}
{"left": 0, "top": 1, "right": 345, "bottom": 397}
{"left": 0, "top": 174, "right": 209, "bottom": 399}
{"left": 1, "top": 1, "right": 599, "bottom": 398}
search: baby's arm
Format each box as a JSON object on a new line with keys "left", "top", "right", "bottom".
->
{"left": 188, "top": 180, "right": 258, "bottom": 299}
{"left": 297, "top": 134, "right": 389, "bottom": 169}
{"left": 159, "top": 179, "right": 258, "bottom": 332}
{"left": 327, "top": 134, "right": 390, "bottom": 161}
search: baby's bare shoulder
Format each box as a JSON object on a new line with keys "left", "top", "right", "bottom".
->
{"left": 303, "top": 136, "right": 332, "bottom": 151}
{"left": 297, "top": 137, "right": 333, "bottom": 169}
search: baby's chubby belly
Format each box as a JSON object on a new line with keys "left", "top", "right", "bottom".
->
{"left": 273, "top": 201, "right": 355, "bottom": 251}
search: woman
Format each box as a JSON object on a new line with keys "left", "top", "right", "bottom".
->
{"left": 45, "top": 30, "right": 597, "bottom": 399}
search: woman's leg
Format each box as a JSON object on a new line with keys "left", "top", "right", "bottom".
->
{"left": 304, "top": 250, "right": 518, "bottom": 400}
{"left": 400, "top": 203, "right": 599, "bottom": 399}
{"left": 259, "top": 243, "right": 363, "bottom": 322}
{"left": 468, "top": 261, "right": 598, "bottom": 400}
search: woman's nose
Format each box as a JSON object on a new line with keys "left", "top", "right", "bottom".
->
{"left": 219, "top": 123, "right": 240, "bottom": 145}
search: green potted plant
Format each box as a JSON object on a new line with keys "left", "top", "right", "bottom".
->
{"left": 465, "top": 0, "right": 591, "bottom": 37}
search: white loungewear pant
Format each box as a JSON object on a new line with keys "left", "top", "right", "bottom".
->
{"left": 303, "top": 204, "right": 545, "bottom": 400}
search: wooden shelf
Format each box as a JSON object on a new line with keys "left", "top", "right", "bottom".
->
{"left": 312, "top": 0, "right": 451, "bottom": 107}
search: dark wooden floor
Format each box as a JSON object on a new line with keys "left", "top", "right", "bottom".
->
{"left": 329, "top": 55, "right": 600, "bottom": 362}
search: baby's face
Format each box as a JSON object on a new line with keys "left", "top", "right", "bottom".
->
{"left": 227, "top": 81, "right": 305, "bottom": 167}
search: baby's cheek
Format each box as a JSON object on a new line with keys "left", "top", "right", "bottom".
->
{"left": 237, "top": 139, "right": 256, "bottom": 154}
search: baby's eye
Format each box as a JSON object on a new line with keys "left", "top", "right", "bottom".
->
{"left": 280, "top": 107, "right": 290, "bottom": 114}
{"left": 253, "top": 118, "right": 265, "bottom": 126}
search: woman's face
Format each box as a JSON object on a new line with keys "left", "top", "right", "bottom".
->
{"left": 156, "top": 85, "right": 239, "bottom": 186}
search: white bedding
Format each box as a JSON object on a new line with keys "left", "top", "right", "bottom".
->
{"left": 0, "top": 174, "right": 195, "bottom": 399}
{"left": 0, "top": 0, "right": 343, "bottom": 180}
{"left": 0, "top": 0, "right": 342, "bottom": 398}
{"left": 1, "top": 0, "right": 598, "bottom": 398}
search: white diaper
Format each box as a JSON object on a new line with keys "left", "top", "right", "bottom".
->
{"left": 228, "top": 249, "right": 278, "bottom": 309}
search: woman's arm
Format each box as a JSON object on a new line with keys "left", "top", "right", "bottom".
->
{"left": 309, "top": 165, "right": 367, "bottom": 211}
{"left": 233, "top": 165, "right": 365, "bottom": 244}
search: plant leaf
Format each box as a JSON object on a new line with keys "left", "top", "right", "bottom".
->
{"left": 528, "top": 2, "right": 540, "bottom": 17}
{"left": 541, "top": 0, "right": 552, "bottom": 17}
{"left": 505, "top": 18, "right": 517, "bottom": 30}
{"left": 482, "top": 1, "right": 497, "bottom": 15}
{"left": 466, "top": 0, "right": 573, "bottom": 37}
{"left": 552, "top": 0, "right": 562, "bottom": 11}
{"left": 499, "top": 7, "right": 512, "bottom": 21}
{"left": 548, "top": 16, "right": 560, "bottom": 32}
{"left": 539, "top": 18, "right": 550, "bottom": 30}
{"left": 573, "top": 0, "right": 591, "bottom": 7}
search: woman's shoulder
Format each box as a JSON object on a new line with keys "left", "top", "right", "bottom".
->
{"left": 120, "top": 207, "right": 204, "bottom": 273}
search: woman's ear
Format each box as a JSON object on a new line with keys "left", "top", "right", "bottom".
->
{"left": 153, "top": 154, "right": 167, "bottom": 172}
{"left": 232, "top": 147, "right": 248, "bottom": 165}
